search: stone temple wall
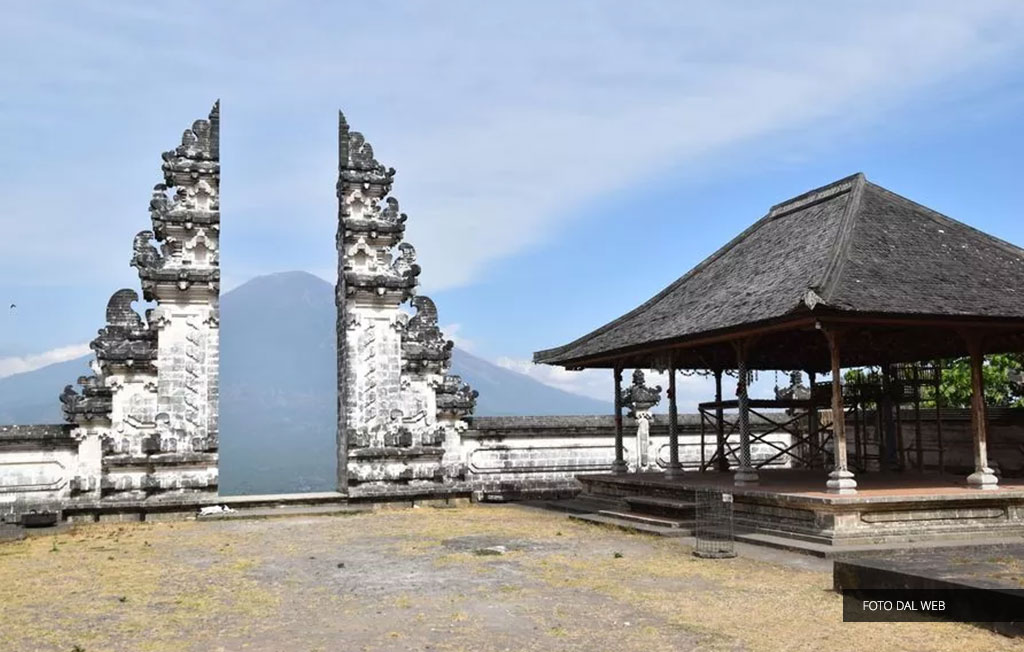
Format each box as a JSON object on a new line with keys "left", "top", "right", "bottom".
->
{"left": 9, "top": 105, "right": 1024, "bottom": 524}
{"left": 0, "top": 102, "right": 220, "bottom": 523}
{"left": 337, "top": 112, "right": 476, "bottom": 495}
{"left": 461, "top": 414, "right": 795, "bottom": 500}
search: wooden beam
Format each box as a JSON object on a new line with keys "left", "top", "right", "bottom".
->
{"left": 557, "top": 315, "right": 816, "bottom": 369}
{"left": 548, "top": 312, "right": 1024, "bottom": 371}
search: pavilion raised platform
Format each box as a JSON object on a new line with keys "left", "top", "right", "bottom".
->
{"left": 576, "top": 470, "right": 1024, "bottom": 548}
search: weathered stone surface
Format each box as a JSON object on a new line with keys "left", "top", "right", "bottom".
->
{"left": 16, "top": 101, "right": 223, "bottom": 517}
{"left": 337, "top": 111, "right": 475, "bottom": 493}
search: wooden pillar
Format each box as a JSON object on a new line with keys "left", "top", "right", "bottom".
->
{"left": 732, "top": 341, "right": 758, "bottom": 485}
{"left": 612, "top": 367, "right": 627, "bottom": 474}
{"left": 666, "top": 361, "right": 682, "bottom": 478}
{"left": 965, "top": 335, "right": 998, "bottom": 489}
{"left": 806, "top": 370, "right": 818, "bottom": 469}
{"left": 913, "top": 365, "right": 923, "bottom": 471}
{"left": 823, "top": 329, "right": 856, "bottom": 494}
{"left": 934, "top": 360, "right": 945, "bottom": 474}
{"left": 880, "top": 363, "right": 898, "bottom": 471}
{"left": 714, "top": 368, "right": 728, "bottom": 472}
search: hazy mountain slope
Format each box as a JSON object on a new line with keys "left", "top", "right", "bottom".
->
{"left": 0, "top": 271, "right": 609, "bottom": 494}
{"left": 0, "top": 356, "right": 91, "bottom": 424}
{"left": 217, "top": 272, "right": 339, "bottom": 494}
{"left": 452, "top": 348, "right": 609, "bottom": 416}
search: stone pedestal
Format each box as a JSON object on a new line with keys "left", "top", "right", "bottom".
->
{"left": 826, "top": 468, "right": 858, "bottom": 494}
{"left": 633, "top": 410, "right": 653, "bottom": 471}
{"left": 967, "top": 467, "right": 999, "bottom": 490}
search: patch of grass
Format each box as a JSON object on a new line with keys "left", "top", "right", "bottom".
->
{"left": 1, "top": 505, "right": 1019, "bottom": 652}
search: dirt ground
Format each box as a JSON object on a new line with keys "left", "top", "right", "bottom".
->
{"left": 0, "top": 504, "right": 1020, "bottom": 652}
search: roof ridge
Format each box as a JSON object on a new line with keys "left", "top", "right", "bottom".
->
{"left": 816, "top": 172, "right": 867, "bottom": 304}
{"left": 768, "top": 172, "right": 863, "bottom": 217}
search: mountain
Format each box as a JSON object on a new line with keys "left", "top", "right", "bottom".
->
{"left": 451, "top": 348, "right": 610, "bottom": 416}
{"left": 0, "top": 356, "right": 92, "bottom": 424}
{"left": 0, "top": 271, "right": 610, "bottom": 494}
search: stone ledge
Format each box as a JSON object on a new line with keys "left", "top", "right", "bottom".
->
{"left": 0, "top": 424, "right": 75, "bottom": 442}
{"left": 349, "top": 446, "right": 446, "bottom": 460}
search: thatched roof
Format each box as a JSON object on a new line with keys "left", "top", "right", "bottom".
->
{"left": 535, "top": 173, "right": 1024, "bottom": 371}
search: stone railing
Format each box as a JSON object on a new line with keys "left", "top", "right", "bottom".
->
{"left": 460, "top": 413, "right": 793, "bottom": 500}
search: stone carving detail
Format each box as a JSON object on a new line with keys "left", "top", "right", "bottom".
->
{"left": 435, "top": 374, "right": 479, "bottom": 418}
{"left": 91, "top": 290, "right": 157, "bottom": 366}
{"left": 59, "top": 101, "right": 220, "bottom": 501}
{"left": 621, "top": 370, "right": 662, "bottom": 471}
{"left": 338, "top": 111, "right": 475, "bottom": 493}
{"left": 775, "top": 371, "right": 810, "bottom": 401}
{"left": 60, "top": 375, "right": 113, "bottom": 422}
{"left": 403, "top": 296, "right": 454, "bottom": 375}
{"left": 621, "top": 370, "right": 662, "bottom": 415}
{"left": 131, "top": 231, "right": 164, "bottom": 272}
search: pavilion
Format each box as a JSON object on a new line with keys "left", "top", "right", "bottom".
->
{"left": 535, "top": 173, "right": 1024, "bottom": 499}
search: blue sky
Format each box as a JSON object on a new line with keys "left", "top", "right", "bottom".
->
{"left": 1, "top": 1, "right": 1022, "bottom": 409}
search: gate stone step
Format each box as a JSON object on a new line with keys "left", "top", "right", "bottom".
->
{"left": 542, "top": 496, "right": 624, "bottom": 515}
{"left": 198, "top": 504, "right": 372, "bottom": 521}
{"left": 568, "top": 512, "right": 693, "bottom": 537}
{"left": 597, "top": 509, "right": 690, "bottom": 529}
{"left": 624, "top": 496, "right": 696, "bottom": 519}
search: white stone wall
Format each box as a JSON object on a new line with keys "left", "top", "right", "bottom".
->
{"left": 346, "top": 306, "right": 405, "bottom": 447}
{"left": 0, "top": 446, "right": 77, "bottom": 512}
{"left": 152, "top": 300, "right": 219, "bottom": 454}
{"left": 460, "top": 416, "right": 795, "bottom": 498}
{"left": 0, "top": 426, "right": 84, "bottom": 522}
{"left": 106, "top": 371, "right": 158, "bottom": 455}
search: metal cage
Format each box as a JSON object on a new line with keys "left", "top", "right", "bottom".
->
{"left": 693, "top": 488, "right": 736, "bottom": 559}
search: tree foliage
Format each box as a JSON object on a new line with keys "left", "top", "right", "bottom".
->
{"left": 936, "top": 354, "right": 1024, "bottom": 408}
{"left": 842, "top": 355, "right": 1024, "bottom": 408}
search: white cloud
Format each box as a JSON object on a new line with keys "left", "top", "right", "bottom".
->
{"left": 0, "top": 343, "right": 90, "bottom": 379}
{"left": 496, "top": 357, "right": 613, "bottom": 402}
{"left": 1, "top": 1, "right": 1022, "bottom": 295}
{"left": 442, "top": 323, "right": 476, "bottom": 353}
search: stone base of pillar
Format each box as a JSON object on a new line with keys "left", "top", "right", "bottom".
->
{"left": 826, "top": 468, "right": 857, "bottom": 494}
{"left": 611, "top": 460, "right": 629, "bottom": 474}
{"left": 664, "top": 463, "right": 683, "bottom": 479}
{"left": 733, "top": 467, "right": 759, "bottom": 486}
{"left": 967, "top": 467, "right": 999, "bottom": 490}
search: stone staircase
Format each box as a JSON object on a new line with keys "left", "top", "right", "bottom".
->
{"left": 544, "top": 485, "right": 697, "bottom": 538}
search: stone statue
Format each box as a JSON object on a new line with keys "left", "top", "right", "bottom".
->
{"left": 621, "top": 369, "right": 662, "bottom": 471}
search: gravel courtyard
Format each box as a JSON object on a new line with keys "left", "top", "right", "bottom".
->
{"left": 0, "top": 504, "right": 1018, "bottom": 652}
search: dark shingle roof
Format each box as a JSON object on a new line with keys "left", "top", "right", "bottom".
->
{"left": 534, "top": 173, "right": 1024, "bottom": 368}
